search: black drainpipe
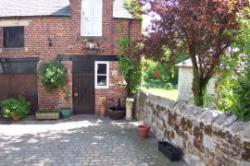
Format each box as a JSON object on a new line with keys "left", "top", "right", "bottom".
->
{"left": 0, "top": 59, "right": 4, "bottom": 74}
{"left": 128, "top": 19, "right": 132, "bottom": 47}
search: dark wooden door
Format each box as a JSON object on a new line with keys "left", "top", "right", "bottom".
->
{"left": 73, "top": 57, "right": 95, "bottom": 114}
{"left": 0, "top": 58, "right": 39, "bottom": 113}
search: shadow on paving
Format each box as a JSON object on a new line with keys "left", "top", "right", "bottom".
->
{"left": 0, "top": 115, "right": 187, "bottom": 166}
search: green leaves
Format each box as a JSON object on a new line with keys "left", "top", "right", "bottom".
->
{"left": 233, "top": 7, "right": 250, "bottom": 54}
{"left": 233, "top": 57, "right": 250, "bottom": 120}
{"left": 216, "top": 55, "right": 250, "bottom": 121}
{"left": 119, "top": 55, "right": 142, "bottom": 97}
{"left": 142, "top": 58, "right": 177, "bottom": 89}
{"left": 118, "top": 37, "right": 142, "bottom": 97}
{"left": 123, "top": 0, "right": 142, "bottom": 19}
{"left": 0, "top": 97, "right": 31, "bottom": 120}
{"left": 39, "top": 60, "right": 66, "bottom": 91}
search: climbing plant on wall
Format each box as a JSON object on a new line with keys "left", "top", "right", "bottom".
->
{"left": 118, "top": 37, "right": 142, "bottom": 97}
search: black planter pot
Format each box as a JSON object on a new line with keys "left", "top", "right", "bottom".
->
{"left": 108, "top": 107, "right": 125, "bottom": 120}
{"left": 158, "top": 141, "right": 183, "bottom": 161}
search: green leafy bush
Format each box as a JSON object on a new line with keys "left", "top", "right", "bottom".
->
{"left": 39, "top": 60, "right": 66, "bottom": 91}
{"left": 118, "top": 37, "right": 142, "bottom": 97}
{"left": 216, "top": 76, "right": 238, "bottom": 112}
{"left": 233, "top": 56, "right": 250, "bottom": 120}
{"left": 216, "top": 54, "right": 240, "bottom": 112}
{"left": 141, "top": 54, "right": 188, "bottom": 90}
{"left": 1, "top": 97, "right": 31, "bottom": 120}
{"left": 142, "top": 59, "right": 177, "bottom": 89}
{"left": 216, "top": 54, "right": 250, "bottom": 121}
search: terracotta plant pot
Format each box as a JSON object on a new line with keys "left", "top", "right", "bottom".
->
{"left": 137, "top": 124, "right": 151, "bottom": 139}
{"left": 12, "top": 114, "right": 22, "bottom": 121}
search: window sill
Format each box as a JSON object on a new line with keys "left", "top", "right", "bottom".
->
{"left": 78, "top": 36, "right": 105, "bottom": 41}
{"left": 0, "top": 47, "right": 27, "bottom": 52}
{"left": 95, "top": 86, "right": 109, "bottom": 90}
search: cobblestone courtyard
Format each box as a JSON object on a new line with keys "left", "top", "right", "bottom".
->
{"left": 0, "top": 115, "right": 186, "bottom": 166}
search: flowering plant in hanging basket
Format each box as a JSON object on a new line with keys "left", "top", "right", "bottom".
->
{"left": 39, "top": 60, "right": 66, "bottom": 91}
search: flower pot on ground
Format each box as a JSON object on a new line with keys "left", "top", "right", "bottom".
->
{"left": 126, "top": 97, "right": 134, "bottom": 120}
{"left": 158, "top": 141, "right": 183, "bottom": 161}
{"left": 12, "top": 113, "right": 22, "bottom": 121}
{"left": 108, "top": 99, "right": 125, "bottom": 120}
{"left": 0, "top": 96, "right": 31, "bottom": 121}
{"left": 137, "top": 124, "right": 151, "bottom": 139}
{"left": 58, "top": 108, "right": 72, "bottom": 119}
{"left": 36, "top": 109, "right": 59, "bottom": 120}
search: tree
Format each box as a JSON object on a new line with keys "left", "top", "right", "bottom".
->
{"left": 140, "top": 0, "right": 249, "bottom": 106}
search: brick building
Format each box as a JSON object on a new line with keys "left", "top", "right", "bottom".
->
{"left": 0, "top": 0, "right": 142, "bottom": 115}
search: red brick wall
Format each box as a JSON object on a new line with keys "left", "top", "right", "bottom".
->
{"left": 0, "top": 0, "right": 142, "bottom": 113}
{"left": 95, "top": 61, "right": 126, "bottom": 116}
{"left": 37, "top": 61, "right": 73, "bottom": 110}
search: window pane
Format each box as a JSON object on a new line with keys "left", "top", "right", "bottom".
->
{"left": 97, "top": 64, "right": 107, "bottom": 74}
{"left": 81, "top": 0, "right": 102, "bottom": 36}
{"left": 4, "top": 27, "right": 24, "bottom": 48}
{"left": 97, "top": 76, "right": 107, "bottom": 86}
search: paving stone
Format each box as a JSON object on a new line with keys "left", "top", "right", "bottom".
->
{"left": 0, "top": 115, "right": 187, "bottom": 166}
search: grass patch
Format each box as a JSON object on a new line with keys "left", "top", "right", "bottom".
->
{"left": 141, "top": 87, "right": 178, "bottom": 101}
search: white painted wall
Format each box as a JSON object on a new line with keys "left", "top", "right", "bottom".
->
{"left": 177, "top": 67, "right": 217, "bottom": 103}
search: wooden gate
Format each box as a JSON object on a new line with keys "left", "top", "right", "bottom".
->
{"left": 73, "top": 57, "right": 95, "bottom": 114}
{"left": 0, "top": 58, "right": 39, "bottom": 113}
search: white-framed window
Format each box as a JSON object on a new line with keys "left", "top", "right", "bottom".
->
{"left": 81, "top": 0, "right": 103, "bottom": 37}
{"left": 95, "top": 61, "right": 109, "bottom": 89}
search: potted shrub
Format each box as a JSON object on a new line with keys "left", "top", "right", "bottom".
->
{"left": 108, "top": 99, "right": 125, "bottom": 120}
{"left": 36, "top": 109, "right": 59, "bottom": 120}
{"left": 118, "top": 38, "right": 142, "bottom": 120}
{"left": 58, "top": 107, "right": 72, "bottom": 119}
{"left": 137, "top": 123, "right": 151, "bottom": 139}
{"left": 0, "top": 96, "right": 31, "bottom": 121}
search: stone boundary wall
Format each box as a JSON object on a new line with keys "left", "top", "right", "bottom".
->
{"left": 136, "top": 93, "right": 250, "bottom": 166}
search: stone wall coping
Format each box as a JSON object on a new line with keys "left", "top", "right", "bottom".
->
{"left": 141, "top": 92, "right": 250, "bottom": 142}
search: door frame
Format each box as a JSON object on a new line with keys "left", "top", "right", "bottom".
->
{"left": 70, "top": 55, "right": 118, "bottom": 114}
{"left": 72, "top": 57, "right": 95, "bottom": 114}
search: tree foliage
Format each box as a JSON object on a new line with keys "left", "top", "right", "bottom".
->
{"left": 123, "top": 0, "right": 143, "bottom": 19}
{"left": 140, "top": 0, "right": 249, "bottom": 106}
